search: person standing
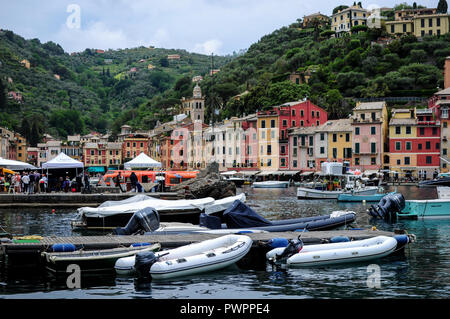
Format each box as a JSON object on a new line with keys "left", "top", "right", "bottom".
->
{"left": 22, "top": 172, "right": 30, "bottom": 195}
{"left": 83, "top": 173, "right": 91, "bottom": 193}
{"left": 130, "top": 172, "right": 138, "bottom": 192}
{"left": 28, "top": 171, "right": 35, "bottom": 195}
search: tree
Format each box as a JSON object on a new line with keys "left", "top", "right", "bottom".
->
{"left": 0, "top": 80, "right": 7, "bottom": 110}
{"left": 437, "top": 0, "right": 448, "bottom": 13}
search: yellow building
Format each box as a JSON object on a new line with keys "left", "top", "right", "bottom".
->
{"left": 323, "top": 119, "right": 353, "bottom": 162}
{"left": 14, "top": 133, "right": 27, "bottom": 162}
{"left": 331, "top": 4, "right": 369, "bottom": 36}
{"left": 302, "top": 12, "right": 330, "bottom": 28}
{"left": 385, "top": 7, "right": 450, "bottom": 37}
{"left": 257, "top": 110, "right": 279, "bottom": 171}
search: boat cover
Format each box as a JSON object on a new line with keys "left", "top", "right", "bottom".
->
{"left": 78, "top": 193, "right": 246, "bottom": 218}
{"left": 222, "top": 200, "right": 272, "bottom": 228}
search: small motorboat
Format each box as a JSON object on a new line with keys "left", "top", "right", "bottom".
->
{"left": 252, "top": 181, "right": 289, "bottom": 188}
{"left": 41, "top": 243, "right": 161, "bottom": 273}
{"left": 337, "top": 192, "right": 396, "bottom": 202}
{"left": 297, "top": 185, "right": 379, "bottom": 199}
{"left": 114, "top": 234, "right": 252, "bottom": 279}
{"left": 266, "top": 235, "right": 406, "bottom": 267}
{"left": 418, "top": 173, "right": 450, "bottom": 187}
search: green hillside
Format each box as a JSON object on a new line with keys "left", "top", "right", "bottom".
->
{"left": 199, "top": 19, "right": 450, "bottom": 122}
{"left": 0, "top": 30, "right": 232, "bottom": 144}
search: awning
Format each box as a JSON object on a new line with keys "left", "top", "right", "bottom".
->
{"left": 220, "top": 170, "right": 239, "bottom": 176}
{"left": 300, "top": 171, "right": 315, "bottom": 176}
{"left": 87, "top": 166, "right": 106, "bottom": 173}
{"left": 240, "top": 171, "right": 260, "bottom": 176}
{"left": 257, "top": 171, "right": 278, "bottom": 176}
{"left": 278, "top": 170, "right": 300, "bottom": 175}
{"left": 363, "top": 170, "right": 380, "bottom": 176}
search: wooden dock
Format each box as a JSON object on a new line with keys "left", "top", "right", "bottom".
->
{"left": 1, "top": 229, "right": 401, "bottom": 266}
{"left": 0, "top": 192, "right": 180, "bottom": 208}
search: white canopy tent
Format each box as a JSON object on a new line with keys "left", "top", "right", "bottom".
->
{"left": 124, "top": 152, "right": 162, "bottom": 170}
{"left": 0, "top": 157, "right": 37, "bottom": 170}
{"left": 42, "top": 152, "right": 84, "bottom": 169}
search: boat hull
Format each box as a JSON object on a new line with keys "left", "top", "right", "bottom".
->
{"left": 297, "top": 186, "right": 379, "bottom": 199}
{"left": 42, "top": 244, "right": 161, "bottom": 273}
{"left": 252, "top": 181, "right": 289, "bottom": 188}
{"left": 337, "top": 192, "right": 394, "bottom": 202}
{"left": 398, "top": 199, "right": 450, "bottom": 219}
{"left": 115, "top": 235, "right": 252, "bottom": 279}
{"left": 267, "top": 236, "right": 398, "bottom": 267}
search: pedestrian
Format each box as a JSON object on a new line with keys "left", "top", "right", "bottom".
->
{"left": 130, "top": 172, "right": 138, "bottom": 192}
{"left": 83, "top": 173, "right": 91, "bottom": 193}
{"left": 22, "top": 172, "right": 30, "bottom": 195}
{"left": 433, "top": 169, "right": 439, "bottom": 180}
{"left": 114, "top": 172, "right": 123, "bottom": 192}
{"left": 39, "top": 174, "right": 47, "bottom": 193}
{"left": 28, "top": 171, "right": 35, "bottom": 195}
{"left": 63, "top": 176, "right": 70, "bottom": 193}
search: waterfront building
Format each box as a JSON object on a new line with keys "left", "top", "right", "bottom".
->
{"left": 323, "top": 119, "right": 353, "bottom": 164}
{"left": 186, "top": 120, "right": 208, "bottom": 170}
{"left": 0, "top": 127, "right": 14, "bottom": 159}
{"left": 388, "top": 108, "right": 418, "bottom": 178}
{"left": 27, "top": 147, "right": 38, "bottom": 167}
{"left": 122, "top": 133, "right": 149, "bottom": 163}
{"left": 385, "top": 7, "right": 449, "bottom": 37}
{"left": 415, "top": 108, "right": 441, "bottom": 179}
{"left": 351, "top": 101, "right": 388, "bottom": 172}
{"left": 234, "top": 114, "right": 259, "bottom": 171}
{"left": 257, "top": 109, "right": 279, "bottom": 171}
{"left": 288, "top": 126, "right": 318, "bottom": 172}
{"left": 429, "top": 85, "right": 450, "bottom": 172}
{"left": 62, "top": 135, "right": 82, "bottom": 162}
{"left": 331, "top": 4, "right": 369, "bottom": 37}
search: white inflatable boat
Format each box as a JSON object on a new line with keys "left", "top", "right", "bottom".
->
{"left": 115, "top": 234, "right": 252, "bottom": 279}
{"left": 266, "top": 236, "right": 398, "bottom": 267}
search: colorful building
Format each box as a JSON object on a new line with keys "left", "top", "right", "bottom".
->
{"left": 351, "top": 101, "right": 388, "bottom": 172}
{"left": 415, "top": 108, "right": 441, "bottom": 179}
{"left": 385, "top": 7, "right": 450, "bottom": 37}
{"left": 331, "top": 4, "right": 368, "bottom": 36}
{"left": 288, "top": 126, "right": 317, "bottom": 172}
{"left": 429, "top": 86, "right": 450, "bottom": 172}
{"left": 323, "top": 119, "right": 352, "bottom": 164}
{"left": 388, "top": 108, "right": 417, "bottom": 178}
{"left": 257, "top": 110, "right": 279, "bottom": 171}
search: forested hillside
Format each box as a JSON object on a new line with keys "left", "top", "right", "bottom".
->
{"left": 200, "top": 19, "right": 450, "bottom": 122}
{"left": 0, "top": 30, "right": 233, "bottom": 144}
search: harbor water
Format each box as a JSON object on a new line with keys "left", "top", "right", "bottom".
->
{"left": 0, "top": 185, "right": 449, "bottom": 299}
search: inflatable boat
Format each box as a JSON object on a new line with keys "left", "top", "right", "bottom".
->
{"left": 199, "top": 200, "right": 356, "bottom": 232}
{"left": 114, "top": 234, "right": 252, "bottom": 279}
{"left": 266, "top": 235, "right": 405, "bottom": 267}
{"left": 252, "top": 181, "right": 290, "bottom": 188}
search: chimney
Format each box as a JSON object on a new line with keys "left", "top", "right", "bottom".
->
{"left": 445, "top": 56, "right": 450, "bottom": 89}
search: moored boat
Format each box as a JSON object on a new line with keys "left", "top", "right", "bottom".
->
{"left": 114, "top": 234, "right": 252, "bottom": 279}
{"left": 41, "top": 243, "right": 161, "bottom": 273}
{"left": 297, "top": 185, "right": 379, "bottom": 199}
{"left": 337, "top": 192, "right": 395, "bottom": 202}
{"left": 252, "top": 181, "right": 289, "bottom": 188}
{"left": 71, "top": 193, "right": 246, "bottom": 230}
{"left": 266, "top": 235, "right": 406, "bottom": 267}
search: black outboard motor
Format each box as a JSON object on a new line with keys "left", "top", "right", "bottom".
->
{"left": 272, "top": 237, "right": 304, "bottom": 263}
{"left": 113, "top": 207, "right": 160, "bottom": 235}
{"left": 367, "top": 193, "right": 405, "bottom": 221}
{"left": 135, "top": 251, "right": 158, "bottom": 279}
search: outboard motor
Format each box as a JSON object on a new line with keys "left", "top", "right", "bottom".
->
{"left": 134, "top": 251, "right": 158, "bottom": 279}
{"left": 367, "top": 193, "right": 405, "bottom": 221}
{"left": 113, "top": 207, "right": 160, "bottom": 235}
{"left": 270, "top": 237, "right": 304, "bottom": 263}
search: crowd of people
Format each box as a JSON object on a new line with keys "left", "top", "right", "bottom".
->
{"left": 0, "top": 171, "right": 98, "bottom": 194}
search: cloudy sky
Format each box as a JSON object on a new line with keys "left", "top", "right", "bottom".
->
{"left": 0, "top": 0, "right": 440, "bottom": 55}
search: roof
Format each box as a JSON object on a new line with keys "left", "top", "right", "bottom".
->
{"left": 289, "top": 126, "right": 317, "bottom": 135}
{"left": 354, "top": 101, "right": 386, "bottom": 111}
{"left": 316, "top": 119, "right": 352, "bottom": 132}
{"left": 435, "top": 87, "right": 450, "bottom": 95}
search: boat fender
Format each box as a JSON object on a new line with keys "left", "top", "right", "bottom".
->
{"left": 393, "top": 235, "right": 409, "bottom": 248}
{"left": 330, "top": 236, "right": 350, "bottom": 243}
{"left": 236, "top": 230, "right": 253, "bottom": 234}
{"left": 131, "top": 242, "right": 152, "bottom": 247}
{"left": 267, "top": 238, "right": 289, "bottom": 248}
{"left": 52, "top": 243, "right": 76, "bottom": 252}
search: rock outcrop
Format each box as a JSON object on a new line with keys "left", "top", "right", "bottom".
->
{"left": 171, "top": 162, "right": 236, "bottom": 199}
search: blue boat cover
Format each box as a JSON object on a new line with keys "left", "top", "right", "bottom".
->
{"left": 222, "top": 200, "right": 272, "bottom": 228}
